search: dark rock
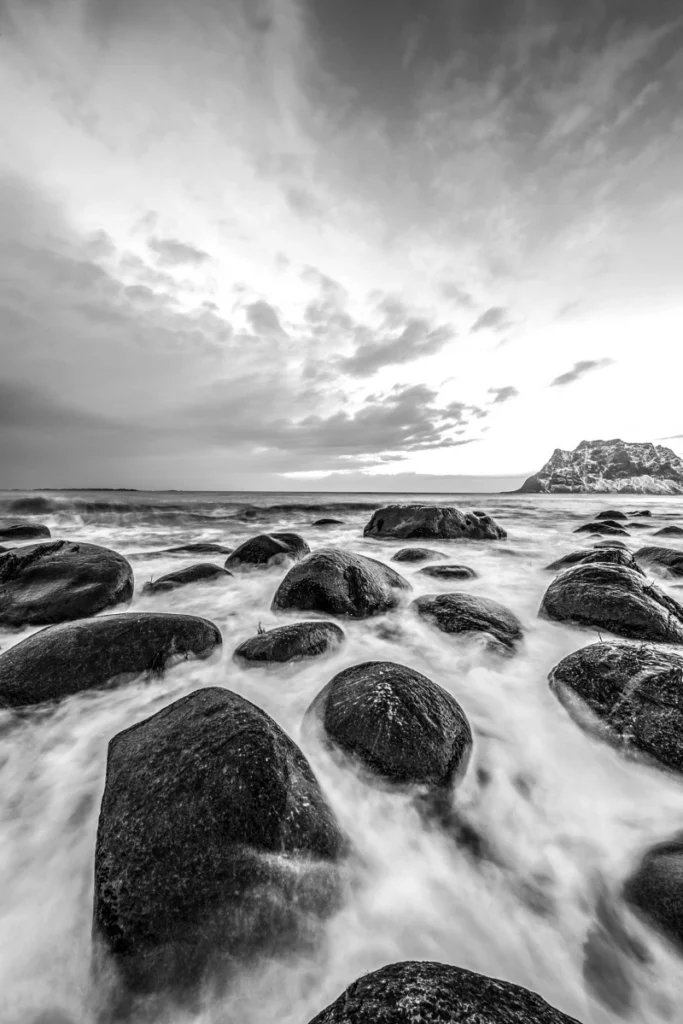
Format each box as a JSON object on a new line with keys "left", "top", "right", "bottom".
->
{"left": 225, "top": 532, "right": 309, "bottom": 571}
{"left": 654, "top": 526, "right": 683, "bottom": 537}
{"left": 549, "top": 641, "right": 683, "bottom": 773}
{"left": 363, "top": 505, "right": 506, "bottom": 541}
{"left": 233, "top": 621, "right": 345, "bottom": 665}
{"left": 304, "top": 661, "right": 472, "bottom": 798}
{"left": 0, "top": 541, "right": 133, "bottom": 627}
{"left": 0, "top": 612, "right": 222, "bottom": 708}
{"left": 7, "top": 496, "right": 56, "bottom": 515}
{"left": 142, "top": 563, "right": 231, "bottom": 594}
{"left": 544, "top": 549, "right": 643, "bottom": 574}
{"left": 305, "top": 960, "right": 581, "bottom": 1024}
{"left": 593, "top": 539, "right": 629, "bottom": 550}
{"left": 413, "top": 592, "right": 524, "bottom": 652}
{"left": 539, "top": 563, "right": 683, "bottom": 642}
{"left": 0, "top": 521, "right": 51, "bottom": 542}
{"left": 166, "top": 543, "right": 233, "bottom": 555}
{"left": 391, "top": 547, "right": 447, "bottom": 563}
{"left": 271, "top": 548, "right": 410, "bottom": 619}
{"left": 582, "top": 880, "right": 649, "bottom": 1015}
{"left": 574, "top": 523, "right": 629, "bottom": 536}
{"left": 312, "top": 518, "right": 344, "bottom": 526}
{"left": 417, "top": 564, "right": 478, "bottom": 580}
{"left": 93, "top": 687, "right": 346, "bottom": 1002}
{"left": 634, "top": 545, "right": 683, "bottom": 577}
{"left": 623, "top": 832, "right": 683, "bottom": 952}
{"left": 596, "top": 510, "right": 628, "bottom": 520}
{"left": 630, "top": 510, "right": 652, "bottom": 516}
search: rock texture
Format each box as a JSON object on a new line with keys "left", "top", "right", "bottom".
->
{"left": 574, "top": 522, "right": 629, "bottom": 537}
{"left": 634, "top": 545, "right": 683, "bottom": 577}
{"left": 518, "top": 439, "right": 683, "bottom": 494}
{"left": 363, "top": 505, "right": 506, "bottom": 540}
{"left": 312, "top": 518, "right": 344, "bottom": 526}
{"left": 271, "top": 548, "right": 410, "bottom": 619}
{"left": 549, "top": 641, "right": 683, "bottom": 773}
{"left": 596, "top": 510, "right": 628, "bottom": 520}
{"left": 306, "top": 961, "right": 581, "bottom": 1024}
{"left": 0, "top": 613, "right": 222, "bottom": 708}
{"left": 391, "top": 547, "right": 447, "bottom": 563}
{"left": 233, "top": 621, "right": 345, "bottom": 665}
{"left": 225, "top": 532, "right": 309, "bottom": 571}
{"left": 623, "top": 833, "right": 683, "bottom": 952}
{"left": 93, "top": 687, "right": 346, "bottom": 1002}
{"left": 142, "top": 563, "right": 231, "bottom": 594}
{"left": 0, "top": 521, "right": 51, "bottom": 542}
{"left": 0, "top": 540, "right": 133, "bottom": 626}
{"left": 544, "top": 549, "right": 643, "bottom": 574}
{"left": 417, "top": 564, "right": 478, "bottom": 580}
{"left": 539, "top": 563, "right": 683, "bottom": 643}
{"left": 654, "top": 526, "right": 683, "bottom": 537}
{"left": 305, "top": 661, "right": 472, "bottom": 795}
{"left": 413, "top": 593, "right": 523, "bottom": 652}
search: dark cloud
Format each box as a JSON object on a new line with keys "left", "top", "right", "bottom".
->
{"left": 340, "top": 318, "right": 455, "bottom": 376}
{"left": 470, "top": 307, "right": 512, "bottom": 333}
{"left": 439, "top": 282, "right": 475, "bottom": 308}
{"left": 245, "top": 299, "right": 287, "bottom": 336}
{"left": 488, "top": 385, "right": 519, "bottom": 404}
{"left": 147, "top": 237, "right": 212, "bottom": 267}
{"left": 550, "top": 358, "right": 615, "bottom": 387}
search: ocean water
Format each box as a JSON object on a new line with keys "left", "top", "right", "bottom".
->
{"left": 1, "top": 489, "right": 683, "bottom": 1023}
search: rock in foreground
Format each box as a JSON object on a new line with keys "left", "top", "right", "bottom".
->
{"left": 634, "top": 545, "right": 683, "bottom": 577}
{"left": 0, "top": 541, "right": 133, "bottom": 627}
{"left": 225, "top": 532, "right": 309, "bottom": 571}
{"left": 234, "top": 621, "right": 345, "bottom": 665}
{"left": 272, "top": 548, "right": 410, "bottom": 619}
{"left": 306, "top": 960, "right": 581, "bottom": 1024}
{"left": 539, "top": 563, "right": 683, "bottom": 643}
{"left": 518, "top": 439, "right": 683, "bottom": 494}
{"left": 623, "top": 833, "right": 683, "bottom": 952}
{"left": 142, "top": 563, "right": 231, "bottom": 594}
{"left": 544, "top": 549, "right": 643, "bottom": 574}
{"left": 363, "top": 505, "right": 506, "bottom": 540}
{"left": 0, "top": 521, "right": 51, "bottom": 542}
{"left": 93, "top": 688, "right": 346, "bottom": 1004}
{"left": 0, "top": 613, "right": 222, "bottom": 708}
{"left": 413, "top": 593, "right": 523, "bottom": 652}
{"left": 305, "top": 661, "right": 472, "bottom": 796}
{"left": 391, "top": 547, "right": 447, "bottom": 563}
{"left": 549, "top": 641, "right": 683, "bottom": 774}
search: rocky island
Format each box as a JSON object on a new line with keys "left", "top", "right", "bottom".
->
{"left": 518, "top": 439, "right": 683, "bottom": 494}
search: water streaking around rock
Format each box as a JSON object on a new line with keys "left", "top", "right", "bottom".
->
{"left": 3, "top": 488, "right": 683, "bottom": 1024}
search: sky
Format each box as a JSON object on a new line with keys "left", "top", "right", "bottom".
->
{"left": 1, "top": 0, "right": 683, "bottom": 492}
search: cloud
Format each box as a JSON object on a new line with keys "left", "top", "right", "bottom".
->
{"left": 148, "top": 237, "right": 212, "bottom": 267}
{"left": 340, "top": 317, "right": 455, "bottom": 377}
{"left": 439, "top": 281, "right": 475, "bottom": 308}
{"left": 488, "top": 386, "right": 519, "bottom": 404}
{"left": 471, "top": 307, "right": 512, "bottom": 333}
{"left": 245, "top": 299, "right": 288, "bottom": 336}
{"left": 549, "top": 358, "right": 615, "bottom": 387}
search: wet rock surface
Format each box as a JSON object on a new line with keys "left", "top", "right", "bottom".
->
{"left": 413, "top": 592, "right": 524, "bottom": 651}
{"left": 142, "top": 562, "right": 231, "bottom": 594}
{"left": 417, "top": 564, "right": 478, "bottom": 580}
{"left": 391, "top": 547, "right": 447, "bottom": 563}
{"left": 234, "top": 621, "right": 345, "bottom": 664}
{"left": 596, "top": 510, "right": 628, "bottom": 520}
{"left": 653, "top": 526, "right": 683, "bottom": 537}
{"left": 574, "top": 522, "right": 629, "bottom": 536}
{"left": 225, "top": 532, "right": 310, "bottom": 570}
{"left": 544, "top": 548, "right": 643, "bottom": 573}
{"left": 0, "top": 521, "right": 51, "bottom": 542}
{"left": 363, "top": 504, "right": 506, "bottom": 540}
{"left": 623, "top": 832, "right": 683, "bottom": 952}
{"left": 634, "top": 545, "right": 683, "bottom": 576}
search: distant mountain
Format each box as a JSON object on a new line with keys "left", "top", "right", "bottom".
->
{"left": 517, "top": 439, "right": 683, "bottom": 494}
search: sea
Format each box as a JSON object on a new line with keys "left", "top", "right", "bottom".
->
{"left": 1, "top": 488, "right": 683, "bottom": 1024}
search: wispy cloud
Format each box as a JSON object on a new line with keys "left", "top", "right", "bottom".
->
{"left": 148, "top": 237, "right": 212, "bottom": 267}
{"left": 550, "top": 358, "right": 615, "bottom": 387}
{"left": 471, "top": 307, "right": 512, "bottom": 333}
{"left": 488, "top": 386, "right": 519, "bottom": 404}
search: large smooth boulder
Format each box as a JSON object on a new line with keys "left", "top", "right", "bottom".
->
{"left": 635, "top": 545, "right": 683, "bottom": 576}
{"left": 0, "top": 540, "right": 133, "bottom": 626}
{"left": 0, "top": 521, "right": 51, "bottom": 542}
{"left": 539, "top": 563, "right": 683, "bottom": 643}
{"left": 306, "top": 961, "right": 581, "bottom": 1024}
{"left": 304, "top": 661, "right": 472, "bottom": 798}
{"left": 0, "top": 613, "right": 222, "bottom": 708}
{"left": 363, "top": 505, "right": 506, "bottom": 541}
{"left": 574, "top": 522, "right": 628, "bottom": 536}
{"left": 142, "top": 563, "right": 231, "bottom": 594}
{"left": 312, "top": 518, "right": 344, "bottom": 526}
{"left": 271, "top": 548, "right": 410, "bottom": 619}
{"left": 596, "top": 510, "right": 628, "bottom": 521}
{"left": 654, "top": 526, "right": 683, "bottom": 537}
{"left": 417, "top": 564, "right": 477, "bottom": 580}
{"left": 225, "top": 532, "right": 309, "bottom": 571}
{"left": 623, "top": 833, "right": 683, "bottom": 952}
{"left": 549, "top": 641, "right": 683, "bottom": 773}
{"left": 544, "top": 548, "right": 643, "bottom": 574}
{"left": 93, "top": 687, "right": 346, "bottom": 1001}
{"left": 413, "top": 592, "right": 523, "bottom": 652}
{"left": 234, "top": 621, "right": 345, "bottom": 665}
{"left": 391, "top": 547, "right": 446, "bottom": 563}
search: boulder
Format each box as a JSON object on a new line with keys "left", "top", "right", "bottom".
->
{"left": 304, "top": 661, "right": 472, "bottom": 798}
{"left": 233, "top": 621, "right": 345, "bottom": 665}
{"left": 391, "top": 547, "right": 447, "bottom": 563}
{"left": 225, "top": 532, "right": 309, "bottom": 571}
{"left": 574, "top": 523, "right": 628, "bottom": 536}
{"left": 142, "top": 563, "right": 231, "bottom": 594}
{"left": 413, "top": 593, "right": 523, "bottom": 652}
{"left": 538, "top": 563, "right": 683, "bottom": 643}
{"left": 0, "top": 613, "right": 222, "bottom": 708}
{"left": 417, "top": 564, "right": 478, "bottom": 580}
{"left": 654, "top": 526, "right": 683, "bottom": 537}
{"left": 166, "top": 542, "right": 233, "bottom": 555}
{"left": 635, "top": 545, "right": 683, "bottom": 577}
{"left": 0, "top": 540, "right": 133, "bottom": 627}
{"left": 312, "top": 518, "right": 344, "bottom": 526}
{"left": 593, "top": 539, "right": 629, "bottom": 550}
{"left": 0, "top": 521, "right": 51, "bottom": 542}
{"left": 549, "top": 641, "right": 683, "bottom": 773}
{"left": 271, "top": 548, "right": 410, "bottom": 619}
{"left": 363, "top": 505, "right": 506, "bottom": 541}
{"left": 596, "top": 510, "right": 628, "bottom": 520}
{"left": 305, "top": 961, "right": 581, "bottom": 1024}
{"left": 93, "top": 687, "right": 346, "bottom": 1001}
{"left": 544, "top": 549, "right": 643, "bottom": 574}
{"left": 630, "top": 510, "right": 652, "bottom": 516}
{"left": 623, "top": 832, "right": 683, "bottom": 952}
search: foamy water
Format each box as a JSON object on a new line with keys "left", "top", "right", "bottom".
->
{"left": 2, "top": 490, "right": 683, "bottom": 1023}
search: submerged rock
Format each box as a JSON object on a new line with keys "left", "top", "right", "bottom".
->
{"left": 312, "top": 518, "right": 344, "bottom": 526}
{"left": 593, "top": 539, "right": 629, "bottom": 550}
{"left": 0, "top": 541, "right": 133, "bottom": 627}
{"left": 233, "top": 621, "right": 345, "bottom": 665}
{"left": 539, "top": 563, "right": 683, "bottom": 643}
{"left": 0, "top": 613, "right": 222, "bottom": 708}
{"left": 0, "top": 521, "right": 51, "bottom": 542}
{"left": 630, "top": 510, "right": 652, "bottom": 517}
{"left": 549, "top": 641, "right": 683, "bottom": 773}
{"left": 142, "top": 563, "right": 231, "bottom": 594}
{"left": 166, "top": 542, "right": 233, "bottom": 555}
{"left": 413, "top": 593, "right": 523, "bottom": 652}
{"left": 623, "top": 833, "right": 683, "bottom": 952}
{"left": 225, "top": 532, "right": 309, "bottom": 571}
{"left": 363, "top": 505, "right": 506, "bottom": 541}
{"left": 93, "top": 687, "right": 346, "bottom": 1002}
{"left": 304, "top": 661, "right": 472, "bottom": 797}
{"left": 271, "top": 548, "right": 410, "bottom": 619}
{"left": 391, "top": 547, "right": 447, "bottom": 563}
{"left": 634, "top": 545, "right": 683, "bottom": 576}
{"left": 306, "top": 960, "right": 581, "bottom": 1024}
{"left": 417, "top": 564, "right": 478, "bottom": 580}
{"left": 574, "top": 522, "right": 629, "bottom": 536}
{"left": 544, "top": 549, "right": 643, "bottom": 574}
{"left": 654, "top": 526, "right": 683, "bottom": 537}
{"left": 596, "top": 510, "right": 628, "bottom": 521}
